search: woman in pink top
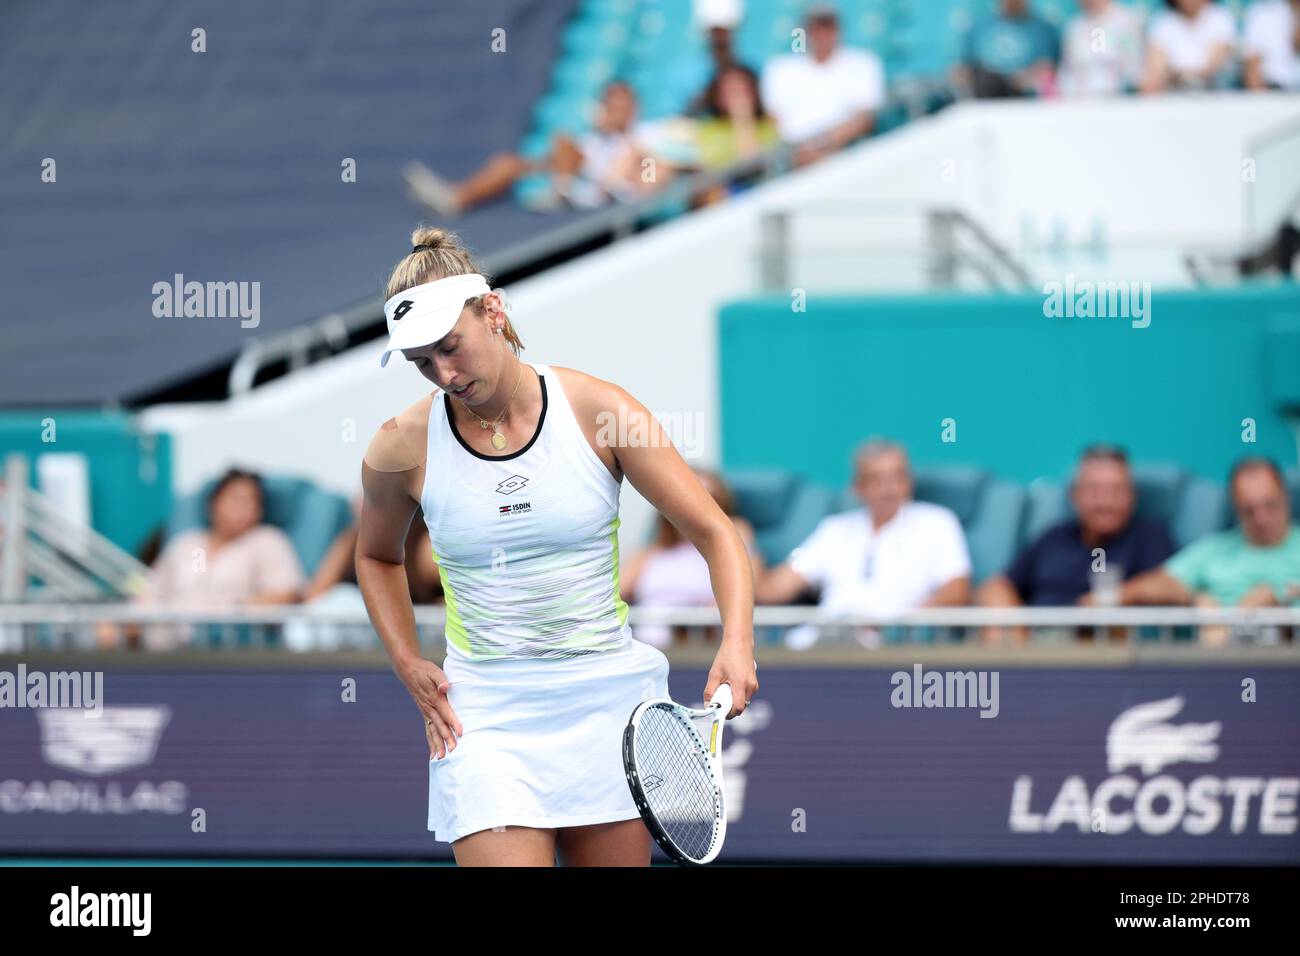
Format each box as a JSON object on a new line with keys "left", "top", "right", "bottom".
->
{"left": 99, "top": 468, "right": 305, "bottom": 650}
{"left": 620, "top": 469, "right": 765, "bottom": 647}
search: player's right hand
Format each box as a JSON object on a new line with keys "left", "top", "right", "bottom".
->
{"left": 397, "top": 656, "right": 463, "bottom": 760}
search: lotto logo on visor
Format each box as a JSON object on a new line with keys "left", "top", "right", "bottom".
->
{"left": 379, "top": 272, "right": 492, "bottom": 367}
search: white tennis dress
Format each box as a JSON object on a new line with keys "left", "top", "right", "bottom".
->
{"left": 421, "top": 361, "right": 670, "bottom": 842}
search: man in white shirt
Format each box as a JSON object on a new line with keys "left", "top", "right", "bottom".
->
{"left": 757, "top": 439, "right": 972, "bottom": 648}
{"left": 1243, "top": 0, "right": 1300, "bottom": 91}
{"left": 758, "top": 4, "right": 886, "bottom": 167}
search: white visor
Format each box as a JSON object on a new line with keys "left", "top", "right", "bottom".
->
{"left": 379, "top": 273, "right": 492, "bottom": 368}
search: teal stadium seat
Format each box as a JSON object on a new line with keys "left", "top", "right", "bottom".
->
{"left": 1174, "top": 475, "right": 1234, "bottom": 546}
{"left": 723, "top": 469, "right": 839, "bottom": 568}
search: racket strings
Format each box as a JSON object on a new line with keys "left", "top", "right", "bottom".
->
{"left": 634, "top": 706, "right": 719, "bottom": 861}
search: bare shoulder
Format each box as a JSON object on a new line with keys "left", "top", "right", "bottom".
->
{"left": 549, "top": 365, "right": 630, "bottom": 420}
{"left": 548, "top": 366, "right": 628, "bottom": 482}
{"left": 364, "top": 390, "right": 438, "bottom": 474}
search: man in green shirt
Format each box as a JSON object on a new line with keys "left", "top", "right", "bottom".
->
{"left": 1122, "top": 459, "right": 1300, "bottom": 622}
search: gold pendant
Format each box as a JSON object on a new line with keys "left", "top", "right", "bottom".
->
{"left": 491, "top": 430, "right": 508, "bottom": 451}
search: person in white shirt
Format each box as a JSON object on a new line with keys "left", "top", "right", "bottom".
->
{"left": 1140, "top": 0, "right": 1237, "bottom": 93}
{"left": 756, "top": 439, "right": 972, "bottom": 648}
{"left": 758, "top": 4, "right": 886, "bottom": 167}
{"left": 1059, "top": 0, "right": 1145, "bottom": 96}
{"left": 1243, "top": 0, "right": 1300, "bottom": 91}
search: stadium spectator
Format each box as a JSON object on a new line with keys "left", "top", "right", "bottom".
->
{"left": 691, "top": 65, "right": 781, "bottom": 206}
{"left": 1139, "top": 0, "right": 1236, "bottom": 94}
{"left": 679, "top": 0, "right": 748, "bottom": 117}
{"left": 954, "top": 0, "right": 1062, "bottom": 99}
{"left": 1242, "top": 0, "right": 1300, "bottom": 91}
{"left": 402, "top": 81, "right": 684, "bottom": 215}
{"left": 98, "top": 468, "right": 306, "bottom": 650}
{"left": 621, "top": 468, "right": 764, "bottom": 648}
{"left": 758, "top": 4, "right": 885, "bottom": 168}
{"left": 756, "top": 439, "right": 972, "bottom": 649}
{"left": 1120, "top": 458, "right": 1300, "bottom": 641}
{"left": 977, "top": 445, "right": 1175, "bottom": 642}
{"left": 284, "top": 496, "right": 443, "bottom": 651}
{"left": 1058, "top": 0, "right": 1145, "bottom": 96}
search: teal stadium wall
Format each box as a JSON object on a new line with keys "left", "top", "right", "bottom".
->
{"left": 719, "top": 284, "right": 1300, "bottom": 490}
{"left": 0, "top": 412, "right": 172, "bottom": 558}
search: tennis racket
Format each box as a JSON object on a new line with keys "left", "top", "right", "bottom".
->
{"left": 623, "top": 681, "right": 732, "bottom": 866}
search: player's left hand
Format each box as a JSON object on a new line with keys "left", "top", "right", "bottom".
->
{"left": 704, "top": 640, "right": 758, "bottom": 720}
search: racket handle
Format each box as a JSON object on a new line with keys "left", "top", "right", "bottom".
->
{"left": 709, "top": 682, "right": 733, "bottom": 715}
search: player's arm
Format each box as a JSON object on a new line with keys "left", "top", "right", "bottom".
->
{"left": 356, "top": 422, "right": 422, "bottom": 666}
{"left": 356, "top": 419, "right": 463, "bottom": 756}
{"left": 593, "top": 378, "right": 757, "bottom": 713}
{"left": 735, "top": 517, "right": 767, "bottom": 580}
{"left": 604, "top": 388, "right": 752, "bottom": 636}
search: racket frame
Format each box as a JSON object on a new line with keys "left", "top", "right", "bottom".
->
{"left": 623, "top": 682, "right": 732, "bottom": 866}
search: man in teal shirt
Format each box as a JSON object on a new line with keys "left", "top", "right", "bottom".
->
{"left": 956, "top": 0, "right": 1061, "bottom": 98}
{"left": 1122, "top": 458, "right": 1300, "bottom": 616}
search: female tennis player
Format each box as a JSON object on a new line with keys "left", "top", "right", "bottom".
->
{"left": 355, "top": 227, "right": 758, "bottom": 866}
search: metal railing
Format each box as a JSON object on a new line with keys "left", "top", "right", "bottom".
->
{"left": 0, "top": 455, "right": 150, "bottom": 602}
{"left": 0, "top": 603, "right": 1296, "bottom": 655}
{"left": 758, "top": 202, "right": 1035, "bottom": 292}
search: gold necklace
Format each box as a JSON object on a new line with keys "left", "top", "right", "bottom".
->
{"left": 457, "top": 361, "right": 524, "bottom": 451}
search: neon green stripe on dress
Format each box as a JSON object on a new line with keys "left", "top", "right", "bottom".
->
{"left": 431, "top": 546, "right": 472, "bottom": 655}
{"left": 610, "top": 515, "right": 630, "bottom": 629}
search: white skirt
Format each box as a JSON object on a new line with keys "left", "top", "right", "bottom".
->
{"left": 427, "top": 636, "right": 671, "bottom": 843}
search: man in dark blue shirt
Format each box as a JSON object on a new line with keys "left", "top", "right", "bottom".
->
{"left": 979, "top": 445, "right": 1176, "bottom": 614}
